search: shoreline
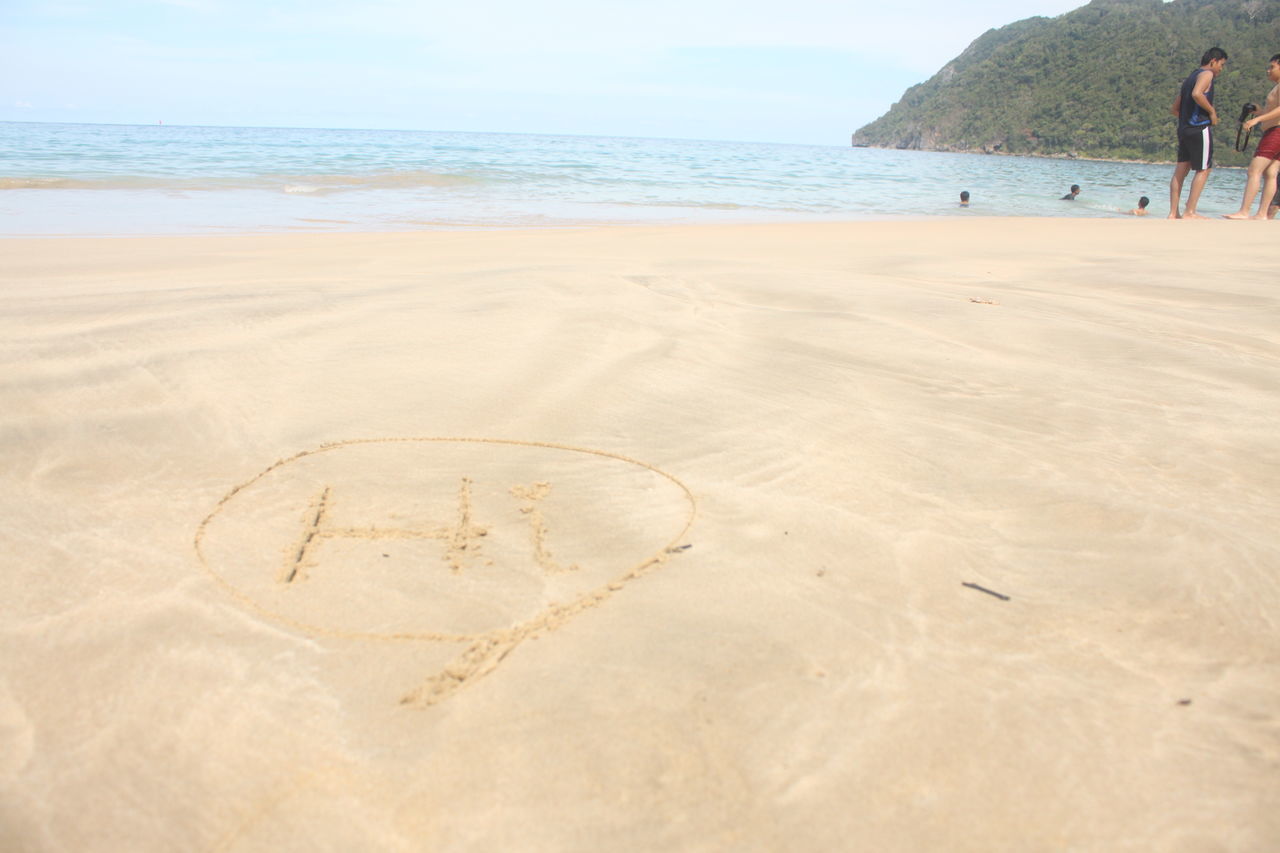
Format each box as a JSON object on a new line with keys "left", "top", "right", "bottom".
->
{"left": 5, "top": 205, "right": 1268, "bottom": 244}
{"left": 3, "top": 208, "right": 1272, "bottom": 251}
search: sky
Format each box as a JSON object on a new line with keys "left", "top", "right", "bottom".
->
{"left": 2, "top": 0, "right": 1090, "bottom": 145}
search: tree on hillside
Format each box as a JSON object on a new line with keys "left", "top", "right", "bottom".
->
{"left": 854, "top": 0, "right": 1280, "bottom": 166}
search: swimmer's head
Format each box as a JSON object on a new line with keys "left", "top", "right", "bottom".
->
{"left": 1138, "top": 196, "right": 1149, "bottom": 208}
{"left": 960, "top": 191, "right": 970, "bottom": 204}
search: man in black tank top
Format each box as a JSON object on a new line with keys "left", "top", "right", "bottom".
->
{"left": 1168, "top": 47, "right": 1228, "bottom": 219}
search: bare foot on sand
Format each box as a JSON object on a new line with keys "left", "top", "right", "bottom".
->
{"left": 1222, "top": 212, "right": 1252, "bottom": 220}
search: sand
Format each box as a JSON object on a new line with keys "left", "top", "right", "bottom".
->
{"left": 1, "top": 219, "right": 1277, "bottom": 851}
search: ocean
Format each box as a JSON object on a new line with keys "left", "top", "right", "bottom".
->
{"left": 0, "top": 121, "right": 1253, "bottom": 236}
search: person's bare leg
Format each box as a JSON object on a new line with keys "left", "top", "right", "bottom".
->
{"left": 1183, "top": 168, "right": 1212, "bottom": 218}
{"left": 1169, "top": 162, "right": 1191, "bottom": 218}
{"left": 1252, "top": 161, "right": 1280, "bottom": 219}
{"left": 1224, "top": 156, "right": 1269, "bottom": 218}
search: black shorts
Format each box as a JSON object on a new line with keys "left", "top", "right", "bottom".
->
{"left": 1177, "top": 126, "right": 1214, "bottom": 171}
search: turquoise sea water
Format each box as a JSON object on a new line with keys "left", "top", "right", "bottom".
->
{"left": 0, "top": 121, "right": 1253, "bottom": 236}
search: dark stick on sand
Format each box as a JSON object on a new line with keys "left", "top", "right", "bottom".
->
{"left": 962, "top": 582, "right": 1011, "bottom": 601}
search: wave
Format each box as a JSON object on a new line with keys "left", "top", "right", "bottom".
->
{"left": 598, "top": 199, "right": 751, "bottom": 211}
{"left": 276, "top": 170, "right": 483, "bottom": 194}
{"left": 0, "top": 170, "right": 483, "bottom": 193}
{"left": 0, "top": 177, "right": 101, "bottom": 190}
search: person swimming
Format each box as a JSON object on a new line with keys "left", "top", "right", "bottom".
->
{"left": 1126, "top": 196, "right": 1150, "bottom": 215}
{"left": 959, "top": 190, "right": 970, "bottom": 207}
{"left": 1061, "top": 184, "right": 1081, "bottom": 200}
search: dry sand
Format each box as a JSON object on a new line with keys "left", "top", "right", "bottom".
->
{"left": 1, "top": 219, "right": 1277, "bottom": 851}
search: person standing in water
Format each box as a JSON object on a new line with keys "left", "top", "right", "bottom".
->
{"left": 1224, "top": 54, "right": 1280, "bottom": 220}
{"left": 1169, "top": 47, "right": 1228, "bottom": 219}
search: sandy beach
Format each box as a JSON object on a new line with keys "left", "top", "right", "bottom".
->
{"left": 2, "top": 219, "right": 1277, "bottom": 851}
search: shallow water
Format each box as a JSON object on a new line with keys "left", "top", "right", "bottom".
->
{"left": 0, "top": 121, "right": 1253, "bottom": 235}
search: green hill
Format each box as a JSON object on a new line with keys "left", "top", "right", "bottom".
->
{"left": 853, "top": 0, "right": 1280, "bottom": 167}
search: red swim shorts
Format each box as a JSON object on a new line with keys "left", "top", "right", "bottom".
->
{"left": 1256, "top": 126, "right": 1280, "bottom": 161}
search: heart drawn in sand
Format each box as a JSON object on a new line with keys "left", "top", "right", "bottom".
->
{"left": 194, "top": 437, "right": 696, "bottom": 706}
